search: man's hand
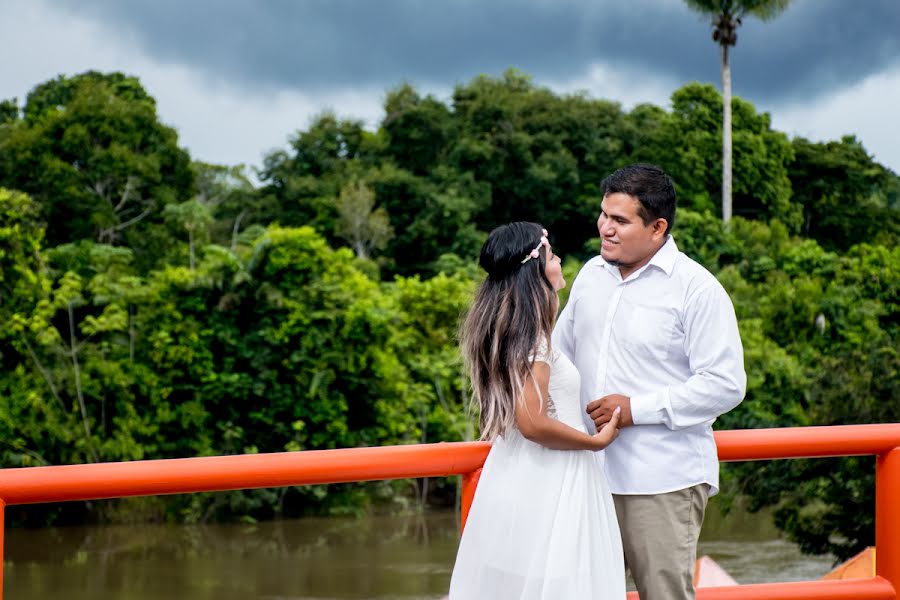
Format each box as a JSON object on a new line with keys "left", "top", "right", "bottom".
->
{"left": 590, "top": 406, "right": 621, "bottom": 449}
{"left": 586, "top": 394, "right": 633, "bottom": 431}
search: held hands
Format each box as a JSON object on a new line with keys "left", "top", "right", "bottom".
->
{"left": 590, "top": 406, "right": 621, "bottom": 449}
{"left": 586, "top": 394, "right": 634, "bottom": 432}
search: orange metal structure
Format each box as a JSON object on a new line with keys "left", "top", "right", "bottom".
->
{"left": 0, "top": 424, "right": 898, "bottom": 599}
{"left": 822, "top": 547, "right": 876, "bottom": 580}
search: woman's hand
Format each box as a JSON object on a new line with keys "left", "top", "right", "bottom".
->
{"left": 590, "top": 406, "right": 621, "bottom": 450}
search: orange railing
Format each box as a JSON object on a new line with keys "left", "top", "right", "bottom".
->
{"left": 0, "top": 424, "right": 898, "bottom": 599}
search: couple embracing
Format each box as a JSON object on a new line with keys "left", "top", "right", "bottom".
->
{"left": 449, "top": 164, "right": 747, "bottom": 599}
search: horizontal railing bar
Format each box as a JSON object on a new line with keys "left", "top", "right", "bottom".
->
{"left": 669, "top": 576, "right": 896, "bottom": 600}
{"left": 716, "top": 424, "right": 900, "bottom": 461}
{"left": 0, "top": 425, "right": 899, "bottom": 600}
{"left": 0, "top": 442, "right": 492, "bottom": 505}
{"left": 0, "top": 424, "right": 898, "bottom": 506}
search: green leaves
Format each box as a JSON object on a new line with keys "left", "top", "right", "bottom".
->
{"left": 1, "top": 68, "right": 898, "bottom": 539}
{"left": 790, "top": 136, "right": 900, "bottom": 251}
{"left": 684, "top": 0, "right": 792, "bottom": 21}
{"left": 334, "top": 180, "right": 394, "bottom": 260}
{"left": 0, "top": 72, "right": 194, "bottom": 270}
{"left": 706, "top": 217, "right": 899, "bottom": 560}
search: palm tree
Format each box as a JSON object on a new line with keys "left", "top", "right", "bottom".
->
{"left": 685, "top": 0, "right": 791, "bottom": 222}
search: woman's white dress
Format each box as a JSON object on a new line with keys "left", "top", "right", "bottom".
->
{"left": 449, "top": 345, "right": 626, "bottom": 599}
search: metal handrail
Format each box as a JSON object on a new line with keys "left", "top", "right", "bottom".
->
{"left": 0, "top": 424, "right": 898, "bottom": 600}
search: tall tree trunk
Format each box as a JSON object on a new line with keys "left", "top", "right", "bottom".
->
{"left": 68, "top": 302, "right": 99, "bottom": 463}
{"left": 230, "top": 209, "right": 247, "bottom": 252}
{"left": 188, "top": 228, "right": 196, "bottom": 271}
{"left": 721, "top": 43, "right": 733, "bottom": 223}
{"left": 21, "top": 334, "right": 67, "bottom": 414}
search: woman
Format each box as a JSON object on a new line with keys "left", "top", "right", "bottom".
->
{"left": 449, "top": 222, "right": 625, "bottom": 599}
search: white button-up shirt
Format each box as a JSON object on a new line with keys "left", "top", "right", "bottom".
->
{"left": 553, "top": 236, "right": 746, "bottom": 496}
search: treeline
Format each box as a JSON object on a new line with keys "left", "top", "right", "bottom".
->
{"left": 0, "top": 70, "right": 897, "bottom": 558}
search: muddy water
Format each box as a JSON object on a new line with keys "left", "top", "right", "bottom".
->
{"left": 3, "top": 498, "right": 836, "bottom": 599}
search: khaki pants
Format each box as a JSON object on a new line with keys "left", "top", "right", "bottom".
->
{"left": 613, "top": 484, "right": 709, "bottom": 600}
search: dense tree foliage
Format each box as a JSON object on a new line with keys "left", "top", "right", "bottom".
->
{"left": 1, "top": 70, "right": 898, "bottom": 559}
{"left": 0, "top": 72, "right": 194, "bottom": 271}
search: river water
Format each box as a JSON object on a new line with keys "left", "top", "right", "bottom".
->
{"left": 3, "top": 497, "right": 837, "bottom": 599}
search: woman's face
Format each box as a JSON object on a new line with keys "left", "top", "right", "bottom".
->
{"left": 544, "top": 242, "right": 565, "bottom": 291}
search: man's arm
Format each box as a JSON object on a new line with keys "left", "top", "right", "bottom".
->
{"left": 628, "top": 282, "right": 746, "bottom": 430}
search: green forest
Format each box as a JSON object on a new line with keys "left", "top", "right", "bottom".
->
{"left": 0, "top": 69, "right": 897, "bottom": 560}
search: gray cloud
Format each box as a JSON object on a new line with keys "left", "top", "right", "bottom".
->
{"left": 46, "top": 0, "right": 900, "bottom": 106}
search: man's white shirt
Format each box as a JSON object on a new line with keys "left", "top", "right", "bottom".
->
{"left": 553, "top": 236, "right": 746, "bottom": 496}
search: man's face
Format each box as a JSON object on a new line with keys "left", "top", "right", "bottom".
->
{"left": 596, "top": 192, "right": 667, "bottom": 274}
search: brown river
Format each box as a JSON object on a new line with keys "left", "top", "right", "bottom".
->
{"left": 3, "top": 497, "right": 837, "bottom": 599}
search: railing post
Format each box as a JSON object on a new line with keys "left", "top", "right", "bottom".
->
{"left": 1, "top": 497, "right": 5, "bottom": 600}
{"left": 876, "top": 448, "right": 900, "bottom": 594}
{"left": 460, "top": 468, "right": 482, "bottom": 535}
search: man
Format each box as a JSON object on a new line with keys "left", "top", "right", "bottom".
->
{"left": 553, "top": 163, "right": 746, "bottom": 600}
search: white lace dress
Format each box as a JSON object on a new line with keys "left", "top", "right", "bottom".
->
{"left": 449, "top": 345, "right": 625, "bottom": 599}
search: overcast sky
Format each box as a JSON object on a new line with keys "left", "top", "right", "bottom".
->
{"left": 2, "top": 0, "right": 899, "bottom": 175}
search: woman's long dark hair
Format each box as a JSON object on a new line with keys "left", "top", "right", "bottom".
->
{"left": 460, "top": 222, "right": 558, "bottom": 440}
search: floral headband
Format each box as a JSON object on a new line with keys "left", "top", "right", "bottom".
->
{"left": 520, "top": 229, "right": 550, "bottom": 263}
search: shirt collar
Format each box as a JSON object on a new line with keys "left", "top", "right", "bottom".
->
{"left": 649, "top": 235, "right": 678, "bottom": 276}
{"left": 596, "top": 235, "right": 678, "bottom": 278}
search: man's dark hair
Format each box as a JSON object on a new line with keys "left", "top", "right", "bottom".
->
{"left": 601, "top": 163, "right": 676, "bottom": 235}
